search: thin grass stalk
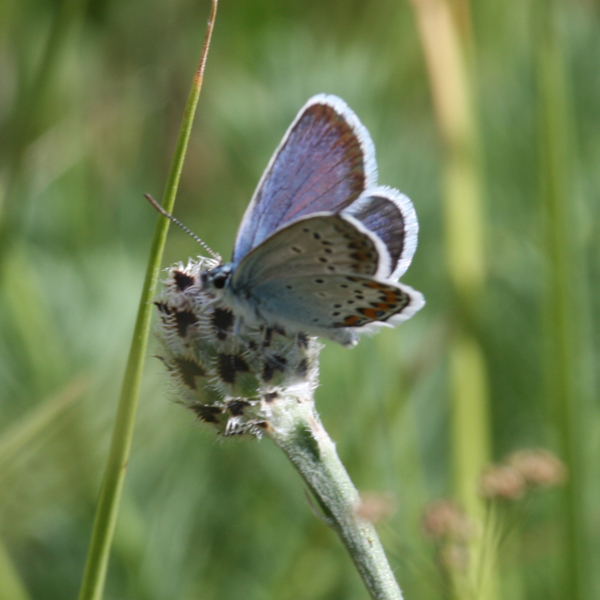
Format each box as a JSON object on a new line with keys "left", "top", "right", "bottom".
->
{"left": 76, "top": 3, "right": 218, "bottom": 599}
{"left": 410, "top": 0, "right": 496, "bottom": 597}
{"left": 535, "top": 1, "right": 591, "bottom": 596}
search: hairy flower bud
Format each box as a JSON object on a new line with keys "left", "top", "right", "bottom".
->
{"left": 155, "top": 257, "right": 322, "bottom": 436}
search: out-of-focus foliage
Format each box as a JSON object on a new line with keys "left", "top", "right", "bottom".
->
{"left": 0, "top": 0, "right": 598, "bottom": 599}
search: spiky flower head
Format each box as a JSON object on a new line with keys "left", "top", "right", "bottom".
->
{"left": 155, "top": 257, "right": 322, "bottom": 436}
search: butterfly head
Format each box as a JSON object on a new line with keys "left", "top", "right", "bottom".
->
{"left": 202, "top": 263, "right": 233, "bottom": 291}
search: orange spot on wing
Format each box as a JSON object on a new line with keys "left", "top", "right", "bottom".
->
{"left": 343, "top": 315, "right": 362, "bottom": 326}
{"left": 358, "top": 308, "right": 382, "bottom": 320}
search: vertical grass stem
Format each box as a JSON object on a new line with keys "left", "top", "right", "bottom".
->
{"left": 410, "top": 0, "right": 496, "bottom": 596}
{"left": 76, "top": 3, "right": 218, "bottom": 599}
{"left": 535, "top": 1, "right": 591, "bottom": 596}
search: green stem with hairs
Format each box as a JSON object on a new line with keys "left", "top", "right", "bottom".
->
{"left": 76, "top": 3, "right": 218, "bottom": 599}
{"left": 266, "top": 394, "right": 404, "bottom": 600}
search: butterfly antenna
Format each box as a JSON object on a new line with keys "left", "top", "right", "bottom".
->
{"left": 145, "top": 194, "right": 222, "bottom": 262}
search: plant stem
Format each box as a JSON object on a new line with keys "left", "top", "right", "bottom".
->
{"left": 76, "top": 3, "right": 218, "bottom": 599}
{"left": 267, "top": 395, "right": 404, "bottom": 600}
{"left": 535, "top": 0, "right": 590, "bottom": 596}
{"left": 410, "top": 0, "right": 495, "bottom": 597}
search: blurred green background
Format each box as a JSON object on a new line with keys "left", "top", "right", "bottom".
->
{"left": 0, "top": 0, "right": 598, "bottom": 598}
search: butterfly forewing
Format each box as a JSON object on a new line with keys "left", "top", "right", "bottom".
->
{"left": 232, "top": 95, "right": 377, "bottom": 264}
{"left": 230, "top": 214, "right": 390, "bottom": 293}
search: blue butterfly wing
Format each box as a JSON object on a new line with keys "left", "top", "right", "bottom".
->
{"left": 226, "top": 213, "right": 424, "bottom": 345}
{"left": 345, "top": 186, "right": 419, "bottom": 279}
{"left": 242, "top": 275, "right": 423, "bottom": 346}
{"left": 231, "top": 213, "right": 390, "bottom": 287}
{"left": 232, "top": 95, "right": 377, "bottom": 264}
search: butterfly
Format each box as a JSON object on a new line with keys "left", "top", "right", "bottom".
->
{"left": 200, "top": 94, "right": 424, "bottom": 347}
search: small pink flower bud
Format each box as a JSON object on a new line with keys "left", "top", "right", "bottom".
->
{"left": 478, "top": 464, "right": 525, "bottom": 500}
{"left": 422, "top": 499, "right": 474, "bottom": 542}
{"left": 507, "top": 448, "right": 567, "bottom": 489}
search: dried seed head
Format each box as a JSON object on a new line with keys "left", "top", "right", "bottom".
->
{"left": 155, "top": 257, "right": 322, "bottom": 437}
{"left": 421, "top": 500, "right": 474, "bottom": 542}
{"left": 478, "top": 464, "right": 525, "bottom": 500}
{"left": 355, "top": 492, "right": 396, "bottom": 523}
{"left": 507, "top": 448, "right": 567, "bottom": 489}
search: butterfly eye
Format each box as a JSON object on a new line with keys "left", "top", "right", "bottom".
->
{"left": 204, "top": 265, "right": 232, "bottom": 290}
{"left": 212, "top": 272, "right": 228, "bottom": 289}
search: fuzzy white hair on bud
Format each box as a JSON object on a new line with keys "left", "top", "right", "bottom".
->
{"left": 155, "top": 257, "right": 322, "bottom": 437}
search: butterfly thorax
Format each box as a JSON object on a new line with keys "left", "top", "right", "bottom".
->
{"left": 202, "top": 260, "right": 311, "bottom": 342}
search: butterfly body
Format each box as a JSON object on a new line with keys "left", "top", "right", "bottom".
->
{"left": 200, "top": 94, "right": 423, "bottom": 346}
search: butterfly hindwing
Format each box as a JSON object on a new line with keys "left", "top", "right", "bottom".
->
{"left": 345, "top": 186, "right": 418, "bottom": 279}
{"left": 232, "top": 95, "right": 377, "bottom": 264}
{"left": 225, "top": 212, "right": 426, "bottom": 345}
{"left": 230, "top": 213, "right": 390, "bottom": 293}
{"left": 233, "top": 274, "right": 423, "bottom": 346}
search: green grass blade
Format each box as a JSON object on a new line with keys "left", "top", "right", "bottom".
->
{"left": 410, "top": 0, "right": 496, "bottom": 596}
{"left": 76, "top": 3, "right": 218, "bottom": 599}
{"left": 536, "top": 1, "right": 592, "bottom": 596}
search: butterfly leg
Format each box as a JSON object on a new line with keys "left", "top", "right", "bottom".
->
{"left": 263, "top": 327, "right": 273, "bottom": 347}
{"left": 233, "top": 314, "right": 244, "bottom": 338}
